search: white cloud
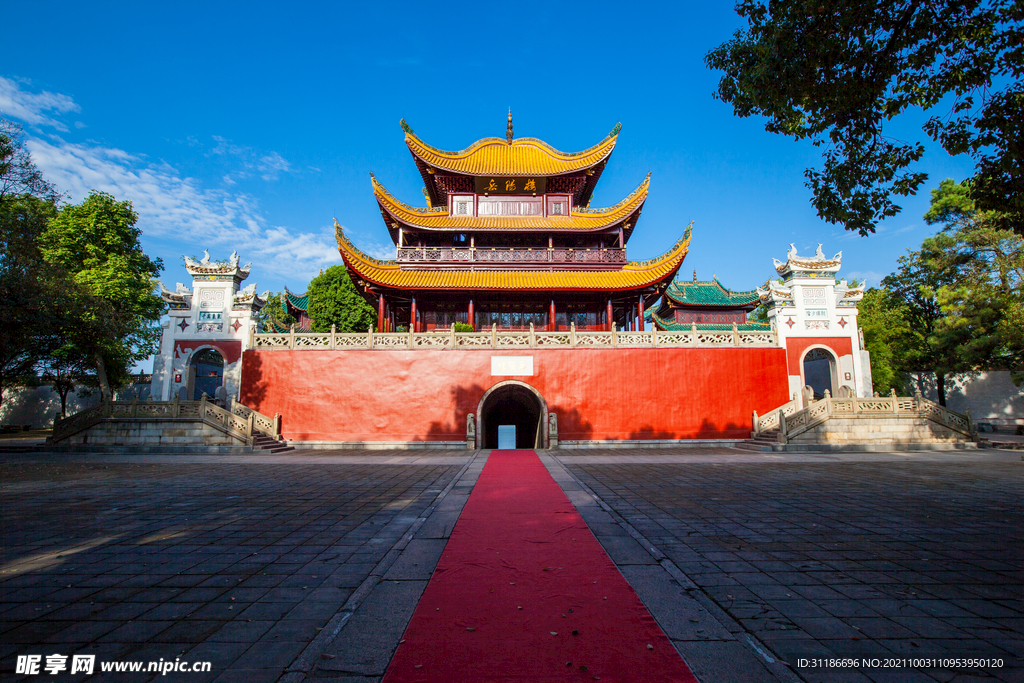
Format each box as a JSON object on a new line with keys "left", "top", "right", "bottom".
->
{"left": 0, "top": 76, "right": 80, "bottom": 130}
{"left": 257, "top": 151, "right": 291, "bottom": 181}
{"left": 3, "top": 76, "right": 375, "bottom": 283}
{"left": 208, "top": 135, "right": 293, "bottom": 182}
{"left": 25, "top": 135, "right": 341, "bottom": 279}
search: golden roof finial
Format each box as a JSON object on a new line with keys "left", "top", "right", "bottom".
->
{"left": 506, "top": 108, "right": 513, "bottom": 144}
{"left": 693, "top": 269, "right": 697, "bottom": 282}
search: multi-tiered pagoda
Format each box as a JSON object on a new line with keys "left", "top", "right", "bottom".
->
{"left": 336, "top": 116, "right": 690, "bottom": 333}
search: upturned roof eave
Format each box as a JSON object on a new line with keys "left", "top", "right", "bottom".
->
{"left": 336, "top": 220, "right": 691, "bottom": 293}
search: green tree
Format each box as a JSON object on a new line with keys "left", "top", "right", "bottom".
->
{"left": 855, "top": 288, "right": 911, "bottom": 395}
{"left": 306, "top": 265, "right": 376, "bottom": 333}
{"left": 39, "top": 341, "right": 95, "bottom": 419}
{"left": 0, "top": 120, "right": 62, "bottom": 405}
{"left": 879, "top": 245, "right": 968, "bottom": 405}
{"left": 255, "top": 292, "right": 296, "bottom": 332}
{"left": 40, "top": 191, "right": 164, "bottom": 402}
{"left": 706, "top": 0, "right": 1023, "bottom": 235}
{"left": 921, "top": 178, "right": 1024, "bottom": 380}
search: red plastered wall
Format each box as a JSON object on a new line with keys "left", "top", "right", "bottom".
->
{"left": 240, "top": 347, "right": 790, "bottom": 443}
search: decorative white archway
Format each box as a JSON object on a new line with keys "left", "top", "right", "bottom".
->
{"left": 475, "top": 380, "right": 549, "bottom": 450}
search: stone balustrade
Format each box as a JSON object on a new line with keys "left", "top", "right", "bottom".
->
{"left": 49, "top": 396, "right": 280, "bottom": 445}
{"left": 753, "top": 390, "right": 974, "bottom": 444}
{"left": 251, "top": 322, "right": 778, "bottom": 351}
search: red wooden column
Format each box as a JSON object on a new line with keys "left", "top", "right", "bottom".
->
{"left": 468, "top": 299, "right": 475, "bottom": 331}
{"left": 410, "top": 297, "right": 417, "bottom": 333}
{"left": 638, "top": 295, "right": 645, "bottom": 332}
{"left": 606, "top": 299, "right": 614, "bottom": 331}
{"left": 550, "top": 299, "right": 556, "bottom": 331}
{"left": 378, "top": 293, "right": 386, "bottom": 333}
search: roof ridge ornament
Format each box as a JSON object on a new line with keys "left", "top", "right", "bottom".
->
{"left": 400, "top": 119, "right": 414, "bottom": 135}
{"left": 506, "top": 109, "right": 513, "bottom": 144}
{"left": 609, "top": 122, "right": 622, "bottom": 138}
{"left": 773, "top": 243, "right": 843, "bottom": 278}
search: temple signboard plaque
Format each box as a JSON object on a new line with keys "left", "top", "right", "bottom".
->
{"left": 491, "top": 356, "right": 534, "bottom": 376}
{"left": 474, "top": 177, "right": 547, "bottom": 195}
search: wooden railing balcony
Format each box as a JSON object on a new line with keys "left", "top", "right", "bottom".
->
{"left": 395, "top": 247, "right": 627, "bottom": 265}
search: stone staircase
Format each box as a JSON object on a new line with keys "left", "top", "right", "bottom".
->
{"left": 49, "top": 396, "right": 287, "bottom": 453}
{"left": 748, "top": 390, "right": 975, "bottom": 451}
{"left": 733, "top": 430, "right": 779, "bottom": 452}
{"left": 252, "top": 434, "right": 294, "bottom": 453}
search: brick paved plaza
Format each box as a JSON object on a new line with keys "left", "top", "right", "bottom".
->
{"left": 1, "top": 449, "right": 1021, "bottom": 683}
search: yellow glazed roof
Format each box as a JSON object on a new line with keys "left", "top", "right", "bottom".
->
{"left": 403, "top": 120, "right": 620, "bottom": 176}
{"left": 335, "top": 221, "right": 691, "bottom": 292}
{"left": 373, "top": 174, "right": 649, "bottom": 232}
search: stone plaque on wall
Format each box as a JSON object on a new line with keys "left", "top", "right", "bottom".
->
{"left": 491, "top": 356, "right": 534, "bottom": 376}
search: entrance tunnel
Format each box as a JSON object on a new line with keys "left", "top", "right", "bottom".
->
{"left": 480, "top": 383, "right": 544, "bottom": 449}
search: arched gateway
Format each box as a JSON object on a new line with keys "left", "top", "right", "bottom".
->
{"left": 477, "top": 381, "right": 548, "bottom": 450}
{"left": 190, "top": 348, "right": 225, "bottom": 400}
{"left": 802, "top": 347, "right": 837, "bottom": 399}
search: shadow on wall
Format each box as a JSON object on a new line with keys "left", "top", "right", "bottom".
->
{"left": 420, "top": 383, "right": 486, "bottom": 442}
{"left": 0, "top": 384, "right": 100, "bottom": 428}
{"left": 550, "top": 406, "right": 594, "bottom": 442}
{"left": 629, "top": 425, "right": 675, "bottom": 440}
{"left": 239, "top": 352, "right": 269, "bottom": 415}
{"left": 695, "top": 418, "right": 747, "bottom": 439}
{"left": 627, "top": 418, "right": 747, "bottom": 441}
{"left": 913, "top": 370, "right": 1024, "bottom": 419}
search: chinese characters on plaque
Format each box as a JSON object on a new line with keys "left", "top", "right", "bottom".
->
{"left": 474, "top": 177, "right": 547, "bottom": 195}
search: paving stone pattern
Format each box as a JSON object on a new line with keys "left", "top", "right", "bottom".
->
{"left": 565, "top": 457, "right": 1024, "bottom": 683}
{"left": 0, "top": 459, "right": 463, "bottom": 682}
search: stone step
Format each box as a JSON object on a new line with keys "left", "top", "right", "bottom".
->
{"left": 732, "top": 441, "right": 773, "bottom": 452}
{"left": 0, "top": 444, "right": 43, "bottom": 453}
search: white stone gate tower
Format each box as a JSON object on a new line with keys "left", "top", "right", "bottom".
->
{"left": 758, "top": 245, "right": 873, "bottom": 398}
{"left": 151, "top": 251, "right": 266, "bottom": 401}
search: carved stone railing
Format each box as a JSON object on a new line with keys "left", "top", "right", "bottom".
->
{"left": 751, "top": 397, "right": 800, "bottom": 436}
{"left": 395, "top": 247, "right": 627, "bottom": 264}
{"left": 767, "top": 390, "right": 973, "bottom": 444}
{"left": 229, "top": 400, "right": 281, "bottom": 439}
{"left": 252, "top": 322, "right": 779, "bottom": 351}
{"left": 49, "top": 403, "right": 106, "bottom": 444}
{"left": 49, "top": 396, "right": 280, "bottom": 445}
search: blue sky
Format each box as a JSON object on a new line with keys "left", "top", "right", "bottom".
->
{"left": 4, "top": 1, "right": 976, "bottom": 302}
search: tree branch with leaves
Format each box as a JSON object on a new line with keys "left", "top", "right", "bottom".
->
{"left": 706, "top": 0, "right": 1023, "bottom": 235}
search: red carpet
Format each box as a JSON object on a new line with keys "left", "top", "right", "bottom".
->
{"left": 382, "top": 450, "right": 699, "bottom": 683}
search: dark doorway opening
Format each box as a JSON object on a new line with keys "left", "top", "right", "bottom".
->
{"left": 803, "top": 348, "right": 836, "bottom": 400}
{"left": 191, "top": 348, "right": 224, "bottom": 400}
{"left": 481, "top": 383, "right": 543, "bottom": 449}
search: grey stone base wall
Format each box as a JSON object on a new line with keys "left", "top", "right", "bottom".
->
{"left": 789, "top": 416, "right": 969, "bottom": 445}
{"left": 558, "top": 438, "right": 744, "bottom": 449}
{"left": 62, "top": 419, "right": 239, "bottom": 447}
{"left": 287, "top": 440, "right": 467, "bottom": 451}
